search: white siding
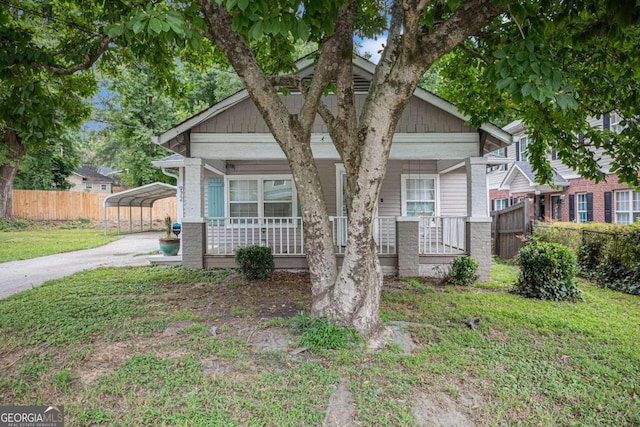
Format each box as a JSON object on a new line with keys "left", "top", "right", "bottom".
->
{"left": 508, "top": 174, "right": 534, "bottom": 193}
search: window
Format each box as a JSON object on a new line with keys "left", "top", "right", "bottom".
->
{"left": 615, "top": 190, "right": 640, "bottom": 224}
{"left": 401, "top": 174, "right": 438, "bottom": 216}
{"left": 577, "top": 193, "right": 588, "bottom": 223}
{"left": 517, "top": 136, "right": 530, "bottom": 162}
{"left": 492, "top": 147, "right": 508, "bottom": 171}
{"left": 84, "top": 182, "right": 92, "bottom": 189}
{"left": 100, "top": 184, "right": 108, "bottom": 191}
{"left": 493, "top": 198, "right": 508, "bottom": 211}
{"left": 611, "top": 112, "right": 626, "bottom": 134}
{"left": 227, "top": 176, "right": 294, "bottom": 218}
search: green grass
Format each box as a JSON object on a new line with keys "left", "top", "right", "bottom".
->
{"left": 0, "top": 229, "right": 119, "bottom": 262}
{"left": 0, "top": 264, "right": 638, "bottom": 426}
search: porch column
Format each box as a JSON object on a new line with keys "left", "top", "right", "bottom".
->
{"left": 397, "top": 217, "right": 420, "bottom": 277}
{"left": 182, "top": 158, "right": 206, "bottom": 269}
{"left": 466, "top": 157, "right": 492, "bottom": 281}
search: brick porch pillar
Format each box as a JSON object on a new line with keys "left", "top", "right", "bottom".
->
{"left": 397, "top": 217, "right": 420, "bottom": 277}
{"left": 466, "top": 157, "right": 492, "bottom": 281}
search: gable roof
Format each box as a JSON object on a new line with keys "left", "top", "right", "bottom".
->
{"left": 500, "top": 161, "right": 569, "bottom": 192}
{"left": 154, "top": 55, "right": 512, "bottom": 155}
{"left": 73, "top": 167, "right": 113, "bottom": 183}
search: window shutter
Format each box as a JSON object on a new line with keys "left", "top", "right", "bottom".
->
{"left": 515, "top": 140, "right": 520, "bottom": 161}
{"left": 586, "top": 192, "right": 594, "bottom": 222}
{"left": 603, "top": 114, "right": 610, "bottom": 130}
{"left": 604, "top": 191, "right": 612, "bottom": 223}
{"left": 578, "top": 132, "right": 584, "bottom": 143}
{"left": 569, "top": 194, "right": 575, "bottom": 221}
{"left": 551, "top": 150, "right": 557, "bottom": 160}
{"left": 207, "top": 178, "right": 225, "bottom": 225}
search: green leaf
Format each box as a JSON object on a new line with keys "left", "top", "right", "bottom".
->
{"left": 104, "top": 24, "right": 123, "bottom": 38}
{"left": 238, "top": 0, "right": 250, "bottom": 11}
{"left": 148, "top": 18, "right": 163, "bottom": 34}
{"left": 521, "top": 82, "right": 532, "bottom": 97}
{"left": 496, "top": 77, "right": 513, "bottom": 90}
{"left": 132, "top": 19, "right": 146, "bottom": 34}
{"left": 493, "top": 50, "right": 506, "bottom": 59}
{"left": 296, "top": 20, "right": 310, "bottom": 42}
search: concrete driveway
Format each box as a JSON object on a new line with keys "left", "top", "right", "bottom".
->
{"left": 0, "top": 232, "right": 163, "bottom": 299}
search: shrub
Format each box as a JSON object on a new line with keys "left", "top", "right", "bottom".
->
{"left": 445, "top": 256, "right": 479, "bottom": 286}
{"left": 513, "top": 239, "right": 581, "bottom": 301}
{"left": 290, "top": 312, "right": 361, "bottom": 350}
{"left": 234, "top": 245, "right": 274, "bottom": 280}
{"left": 577, "top": 236, "right": 607, "bottom": 279}
{"left": 594, "top": 223, "right": 640, "bottom": 295}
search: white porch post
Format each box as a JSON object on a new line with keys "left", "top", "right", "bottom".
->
{"left": 466, "top": 157, "right": 492, "bottom": 280}
{"left": 182, "top": 158, "right": 206, "bottom": 268}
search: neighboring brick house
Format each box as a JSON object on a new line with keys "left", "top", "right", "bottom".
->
{"left": 69, "top": 168, "right": 114, "bottom": 194}
{"left": 488, "top": 115, "right": 639, "bottom": 224}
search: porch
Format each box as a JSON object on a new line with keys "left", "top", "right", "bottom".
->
{"left": 202, "top": 215, "right": 467, "bottom": 275}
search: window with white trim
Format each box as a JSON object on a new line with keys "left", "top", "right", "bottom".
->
{"left": 611, "top": 112, "right": 626, "bottom": 134}
{"left": 84, "top": 182, "right": 92, "bottom": 189}
{"left": 518, "top": 136, "right": 530, "bottom": 162}
{"left": 493, "top": 198, "right": 508, "bottom": 211}
{"left": 615, "top": 189, "right": 640, "bottom": 224}
{"left": 100, "top": 184, "right": 108, "bottom": 191}
{"left": 401, "top": 174, "right": 438, "bottom": 216}
{"left": 577, "top": 193, "right": 588, "bottom": 223}
{"left": 227, "top": 176, "right": 294, "bottom": 218}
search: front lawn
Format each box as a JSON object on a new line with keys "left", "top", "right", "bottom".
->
{"left": 0, "top": 264, "right": 637, "bottom": 426}
{"left": 0, "top": 229, "right": 118, "bottom": 262}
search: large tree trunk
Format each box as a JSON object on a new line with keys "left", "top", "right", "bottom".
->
{"left": 198, "top": 0, "right": 507, "bottom": 347}
{"left": 0, "top": 128, "right": 26, "bottom": 219}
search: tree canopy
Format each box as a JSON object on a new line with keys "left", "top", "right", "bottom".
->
{"left": 2, "top": 0, "right": 640, "bottom": 343}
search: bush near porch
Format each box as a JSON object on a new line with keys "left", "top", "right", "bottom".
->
{"left": 533, "top": 221, "right": 640, "bottom": 295}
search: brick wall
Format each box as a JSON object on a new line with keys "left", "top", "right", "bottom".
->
{"left": 490, "top": 173, "right": 636, "bottom": 223}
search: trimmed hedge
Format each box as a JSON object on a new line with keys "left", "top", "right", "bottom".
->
{"left": 234, "top": 245, "right": 275, "bottom": 280}
{"left": 534, "top": 222, "right": 640, "bottom": 296}
{"left": 513, "top": 239, "right": 581, "bottom": 302}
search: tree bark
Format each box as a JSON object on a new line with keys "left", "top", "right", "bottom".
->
{"left": 0, "top": 128, "right": 27, "bottom": 219}
{"left": 196, "top": 0, "right": 507, "bottom": 346}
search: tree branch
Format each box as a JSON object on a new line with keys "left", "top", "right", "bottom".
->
{"left": 34, "top": 35, "right": 116, "bottom": 76}
{"left": 459, "top": 43, "right": 491, "bottom": 64}
{"left": 296, "top": 0, "right": 358, "bottom": 130}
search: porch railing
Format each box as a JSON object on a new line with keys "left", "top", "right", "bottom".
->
{"left": 418, "top": 216, "right": 466, "bottom": 255}
{"left": 206, "top": 217, "right": 304, "bottom": 255}
{"left": 330, "top": 216, "right": 397, "bottom": 254}
{"left": 205, "top": 216, "right": 465, "bottom": 256}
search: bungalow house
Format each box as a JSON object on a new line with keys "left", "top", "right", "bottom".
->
{"left": 489, "top": 116, "right": 639, "bottom": 224}
{"left": 69, "top": 167, "right": 114, "bottom": 194}
{"left": 153, "top": 56, "right": 513, "bottom": 280}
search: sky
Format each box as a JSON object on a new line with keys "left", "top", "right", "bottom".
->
{"left": 357, "top": 36, "right": 387, "bottom": 64}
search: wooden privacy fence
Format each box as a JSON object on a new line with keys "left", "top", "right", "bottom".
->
{"left": 12, "top": 190, "right": 176, "bottom": 224}
{"left": 491, "top": 201, "right": 531, "bottom": 260}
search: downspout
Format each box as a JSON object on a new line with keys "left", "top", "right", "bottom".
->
{"left": 160, "top": 168, "right": 179, "bottom": 180}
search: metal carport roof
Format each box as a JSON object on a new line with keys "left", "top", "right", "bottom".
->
{"left": 103, "top": 182, "right": 177, "bottom": 235}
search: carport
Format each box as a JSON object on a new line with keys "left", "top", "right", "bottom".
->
{"left": 103, "top": 182, "right": 177, "bottom": 235}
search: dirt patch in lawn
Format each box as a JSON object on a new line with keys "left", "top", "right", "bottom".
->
{"left": 1, "top": 271, "right": 487, "bottom": 425}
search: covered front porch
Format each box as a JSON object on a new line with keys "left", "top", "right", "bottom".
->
{"left": 201, "top": 215, "right": 467, "bottom": 275}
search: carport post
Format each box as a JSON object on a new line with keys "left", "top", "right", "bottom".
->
{"left": 103, "top": 204, "right": 108, "bottom": 236}
{"left": 129, "top": 205, "right": 133, "bottom": 233}
{"left": 117, "top": 205, "right": 121, "bottom": 235}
